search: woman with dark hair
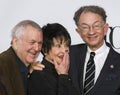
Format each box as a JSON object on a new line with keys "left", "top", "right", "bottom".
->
{"left": 28, "top": 23, "right": 78, "bottom": 95}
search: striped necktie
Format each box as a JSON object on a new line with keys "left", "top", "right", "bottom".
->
{"left": 84, "top": 52, "right": 95, "bottom": 95}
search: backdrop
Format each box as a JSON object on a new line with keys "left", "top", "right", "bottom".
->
{"left": 0, "top": 0, "right": 120, "bottom": 60}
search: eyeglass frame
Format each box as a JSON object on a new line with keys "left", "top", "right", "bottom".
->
{"left": 78, "top": 21, "right": 105, "bottom": 32}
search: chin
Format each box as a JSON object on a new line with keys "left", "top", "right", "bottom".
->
{"left": 28, "top": 58, "right": 36, "bottom": 63}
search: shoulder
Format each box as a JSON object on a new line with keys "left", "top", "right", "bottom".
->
{"left": 70, "top": 43, "right": 86, "bottom": 49}
{"left": 0, "top": 47, "right": 18, "bottom": 69}
{"left": 29, "top": 70, "right": 46, "bottom": 84}
{"left": 107, "top": 42, "right": 120, "bottom": 57}
{"left": 70, "top": 43, "right": 87, "bottom": 54}
{"left": 29, "top": 69, "right": 55, "bottom": 81}
{"left": 106, "top": 43, "right": 120, "bottom": 64}
{"left": 30, "top": 70, "right": 46, "bottom": 78}
{"left": 0, "top": 47, "right": 15, "bottom": 62}
{"left": 109, "top": 48, "right": 120, "bottom": 58}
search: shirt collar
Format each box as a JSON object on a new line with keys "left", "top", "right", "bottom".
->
{"left": 12, "top": 48, "right": 28, "bottom": 73}
{"left": 87, "top": 41, "right": 109, "bottom": 55}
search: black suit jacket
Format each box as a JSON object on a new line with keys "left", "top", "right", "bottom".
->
{"left": 28, "top": 58, "right": 79, "bottom": 95}
{"left": 69, "top": 43, "right": 120, "bottom": 95}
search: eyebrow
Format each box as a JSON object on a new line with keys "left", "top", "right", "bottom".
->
{"left": 80, "top": 21, "right": 102, "bottom": 26}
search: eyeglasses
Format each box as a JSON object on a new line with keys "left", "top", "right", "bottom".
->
{"left": 79, "top": 23, "right": 105, "bottom": 32}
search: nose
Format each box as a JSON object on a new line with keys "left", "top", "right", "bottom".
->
{"left": 89, "top": 26, "right": 95, "bottom": 34}
{"left": 61, "top": 47, "right": 69, "bottom": 53}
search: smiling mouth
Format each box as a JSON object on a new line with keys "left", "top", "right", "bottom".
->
{"left": 88, "top": 35, "right": 97, "bottom": 39}
{"left": 29, "top": 50, "right": 39, "bottom": 55}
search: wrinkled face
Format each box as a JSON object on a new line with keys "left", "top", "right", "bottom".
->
{"left": 76, "top": 12, "right": 109, "bottom": 50}
{"left": 13, "top": 25, "right": 43, "bottom": 66}
{"left": 45, "top": 38, "right": 69, "bottom": 65}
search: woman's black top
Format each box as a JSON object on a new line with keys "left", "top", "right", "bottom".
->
{"left": 28, "top": 58, "right": 78, "bottom": 95}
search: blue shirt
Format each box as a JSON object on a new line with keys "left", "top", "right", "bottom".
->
{"left": 12, "top": 48, "right": 29, "bottom": 95}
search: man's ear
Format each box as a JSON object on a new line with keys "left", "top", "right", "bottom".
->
{"left": 12, "top": 37, "right": 18, "bottom": 44}
{"left": 12, "top": 37, "right": 19, "bottom": 50}
{"left": 75, "top": 28, "right": 81, "bottom": 34}
{"left": 104, "top": 23, "right": 109, "bottom": 36}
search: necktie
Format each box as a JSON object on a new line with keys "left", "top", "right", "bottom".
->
{"left": 84, "top": 52, "right": 95, "bottom": 95}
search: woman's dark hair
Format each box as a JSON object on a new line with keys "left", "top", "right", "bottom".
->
{"left": 41, "top": 23, "right": 71, "bottom": 55}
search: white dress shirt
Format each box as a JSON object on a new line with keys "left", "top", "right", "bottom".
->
{"left": 83, "top": 42, "right": 110, "bottom": 85}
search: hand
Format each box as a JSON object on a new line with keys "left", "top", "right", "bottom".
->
{"left": 29, "top": 61, "right": 45, "bottom": 74}
{"left": 54, "top": 52, "right": 69, "bottom": 75}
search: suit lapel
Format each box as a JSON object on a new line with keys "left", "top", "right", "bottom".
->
{"left": 78, "top": 45, "right": 87, "bottom": 94}
{"left": 92, "top": 46, "right": 118, "bottom": 94}
{"left": 4, "top": 47, "right": 25, "bottom": 95}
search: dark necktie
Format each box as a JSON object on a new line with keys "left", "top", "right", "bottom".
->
{"left": 84, "top": 52, "right": 95, "bottom": 95}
